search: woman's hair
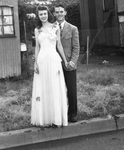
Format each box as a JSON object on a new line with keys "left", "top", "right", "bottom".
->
{"left": 36, "top": 5, "right": 54, "bottom": 29}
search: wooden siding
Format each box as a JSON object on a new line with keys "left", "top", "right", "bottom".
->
{"left": 117, "top": 0, "right": 124, "bottom": 12}
{"left": 79, "top": 0, "right": 120, "bottom": 47}
{"left": 79, "top": 0, "right": 91, "bottom": 45}
{"left": 0, "top": 0, "right": 21, "bottom": 78}
{"left": 95, "top": 0, "right": 106, "bottom": 44}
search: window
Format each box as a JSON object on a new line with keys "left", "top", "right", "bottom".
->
{"left": 103, "top": 0, "right": 114, "bottom": 11}
{"left": 0, "top": 6, "right": 15, "bottom": 37}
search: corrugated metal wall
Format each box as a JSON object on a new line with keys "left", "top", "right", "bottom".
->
{"left": 79, "top": 0, "right": 120, "bottom": 47}
{"left": 0, "top": 0, "right": 21, "bottom": 78}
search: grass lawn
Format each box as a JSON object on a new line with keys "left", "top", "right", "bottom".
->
{"left": 0, "top": 54, "right": 124, "bottom": 132}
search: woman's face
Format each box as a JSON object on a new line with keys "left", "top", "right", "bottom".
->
{"left": 38, "top": 10, "right": 48, "bottom": 23}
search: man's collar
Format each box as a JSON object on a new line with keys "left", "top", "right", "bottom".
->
{"left": 56, "top": 20, "right": 65, "bottom": 29}
{"left": 60, "top": 20, "right": 65, "bottom": 29}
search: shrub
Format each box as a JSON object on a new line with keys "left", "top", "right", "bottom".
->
{"left": 21, "top": 59, "right": 33, "bottom": 78}
{"left": 18, "top": 0, "right": 81, "bottom": 41}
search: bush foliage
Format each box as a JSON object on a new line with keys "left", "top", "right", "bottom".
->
{"left": 18, "top": 0, "right": 81, "bottom": 41}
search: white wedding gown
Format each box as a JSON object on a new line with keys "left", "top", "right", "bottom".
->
{"left": 31, "top": 26, "right": 68, "bottom": 127}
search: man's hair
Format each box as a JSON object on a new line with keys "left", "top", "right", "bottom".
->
{"left": 54, "top": 4, "right": 66, "bottom": 11}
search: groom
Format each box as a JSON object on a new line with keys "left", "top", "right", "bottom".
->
{"left": 53, "top": 4, "right": 80, "bottom": 122}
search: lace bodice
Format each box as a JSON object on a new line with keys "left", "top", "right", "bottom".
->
{"left": 37, "top": 25, "right": 58, "bottom": 51}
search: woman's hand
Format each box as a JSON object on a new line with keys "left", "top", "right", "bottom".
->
{"left": 64, "top": 61, "right": 68, "bottom": 69}
{"left": 34, "top": 62, "right": 39, "bottom": 74}
{"left": 32, "top": 54, "right": 36, "bottom": 63}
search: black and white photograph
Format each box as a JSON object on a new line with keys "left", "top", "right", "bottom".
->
{"left": 0, "top": 0, "right": 124, "bottom": 150}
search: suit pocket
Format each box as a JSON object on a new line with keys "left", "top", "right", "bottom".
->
{"left": 65, "top": 33, "right": 72, "bottom": 39}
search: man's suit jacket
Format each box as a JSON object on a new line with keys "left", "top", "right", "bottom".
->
{"left": 60, "top": 21, "right": 80, "bottom": 71}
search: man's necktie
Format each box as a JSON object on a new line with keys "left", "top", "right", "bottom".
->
{"left": 59, "top": 23, "right": 62, "bottom": 37}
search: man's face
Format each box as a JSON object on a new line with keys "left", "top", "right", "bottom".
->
{"left": 54, "top": 7, "right": 67, "bottom": 23}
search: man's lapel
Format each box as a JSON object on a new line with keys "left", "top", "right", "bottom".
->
{"left": 61, "top": 21, "right": 69, "bottom": 39}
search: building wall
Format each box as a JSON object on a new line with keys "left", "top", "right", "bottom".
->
{"left": 117, "top": 0, "right": 124, "bottom": 47}
{"left": 117, "top": 0, "right": 124, "bottom": 12}
{"left": 79, "top": 0, "right": 120, "bottom": 47}
{"left": 79, "top": 0, "right": 90, "bottom": 45}
{"left": 0, "top": 0, "right": 21, "bottom": 78}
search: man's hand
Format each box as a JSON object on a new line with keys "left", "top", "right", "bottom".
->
{"left": 67, "top": 61, "right": 75, "bottom": 70}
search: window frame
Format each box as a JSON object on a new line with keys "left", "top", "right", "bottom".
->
{"left": 0, "top": 5, "right": 15, "bottom": 38}
{"left": 103, "top": 0, "right": 114, "bottom": 12}
{"left": 103, "top": 0, "right": 105, "bottom": 11}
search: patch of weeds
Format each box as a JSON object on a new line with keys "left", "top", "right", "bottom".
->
{"left": 0, "top": 104, "right": 31, "bottom": 131}
{"left": 119, "top": 98, "right": 124, "bottom": 114}
{"left": 77, "top": 78, "right": 124, "bottom": 120}
{"left": 79, "top": 68, "right": 116, "bottom": 86}
{"left": 0, "top": 80, "right": 7, "bottom": 95}
{"left": 92, "top": 101, "right": 108, "bottom": 117}
{"left": 0, "top": 79, "right": 32, "bottom": 131}
{"left": 84, "top": 86, "right": 95, "bottom": 96}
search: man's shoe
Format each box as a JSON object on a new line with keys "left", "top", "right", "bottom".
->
{"left": 68, "top": 116, "right": 77, "bottom": 123}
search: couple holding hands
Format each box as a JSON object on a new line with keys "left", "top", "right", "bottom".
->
{"left": 31, "top": 4, "right": 80, "bottom": 127}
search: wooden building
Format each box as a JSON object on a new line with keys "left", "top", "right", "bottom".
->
{"left": 0, "top": 0, "right": 21, "bottom": 78}
{"left": 117, "top": 0, "right": 124, "bottom": 47}
{"left": 79, "top": 0, "right": 124, "bottom": 48}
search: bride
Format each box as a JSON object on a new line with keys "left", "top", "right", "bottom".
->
{"left": 31, "top": 6, "right": 68, "bottom": 127}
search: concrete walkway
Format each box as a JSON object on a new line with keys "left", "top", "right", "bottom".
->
{"left": 0, "top": 114, "right": 124, "bottom": 149}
